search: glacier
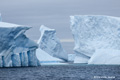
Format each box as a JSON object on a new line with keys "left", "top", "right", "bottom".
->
{"left": 70, "top": 15, "right": 120, "bottom": 63}
{"left": 38, "top": 25, "right": 68, "bottom": 61}
{"left": 0, "top": 21, "right": 40, "bottom": 67}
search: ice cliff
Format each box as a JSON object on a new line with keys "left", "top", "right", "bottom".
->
{"left": 0, "top": 14, "right": 1, "bottom": 21}
{"left": 38, "top": 25, "right": 68, "bottom": 61}
{"left": 70, "top": 15, "right": 120, "bottom": 63}
{"left": 0, "top": 21, "right": 40, "bottom": 67}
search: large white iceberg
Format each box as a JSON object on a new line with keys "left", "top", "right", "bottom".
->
{"left": 70, "top": 15, "right": 120, "bottom": 63}
{"left": 0, "top": 21, "right": 40, "bottom": 67}
{"left": 38, "top": 25, "right": 68, "bottom": 61}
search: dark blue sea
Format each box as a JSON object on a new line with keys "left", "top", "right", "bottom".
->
{"left": 0, "top": 65, "right": 120, "bottom": 80}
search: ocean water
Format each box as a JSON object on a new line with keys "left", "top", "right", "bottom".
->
{"left": 0, "top": 65, "right": 120, "bottom": 80}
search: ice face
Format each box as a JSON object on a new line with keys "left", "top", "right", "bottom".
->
{"left": 0, "top": 14, "right": 1, "bottom": 21}
{"left": 38, "top": 25, "right": 68, "bottom": 61}
{"left": 27, "top": 50, "right": 38, "bottom": 66}
{"left": 0, "top": 21, "right": 40, "bottom": 67}
{"left": 88, "top": 49, "right": 120, "bottom": 64}
{"left": 70, "top": 15, "right": 120, "bottom": 63}
{"left": 11, "top": 54, "right": 21, "bottom": 67}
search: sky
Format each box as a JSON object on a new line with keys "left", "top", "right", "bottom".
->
{"left": 0, "top": 0, "right": 120, "bottom": 53}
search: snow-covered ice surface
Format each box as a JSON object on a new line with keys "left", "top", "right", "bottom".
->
{"left": 36, "top": 48, "right": 67, "bottom": 65}
{"left": 88, "top": 49, "right": 120, "bottom": 64}
{"left": 0, "top": 21, "right": 40, "bottom": 67}
{"left": 70, "top": 15, "right": 120, "bottom": 63}
{"left": 38, "top": 25, "right": 68, "bottom": 61}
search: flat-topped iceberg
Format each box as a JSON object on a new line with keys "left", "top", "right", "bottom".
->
{"left": 38, "top": 25, "right": 68, "bottom": 61}
{"left": 70, "top": 15, "right": 120, "bottom": 63}
{"left": 0, "top": 21, "right": 40, "bottom": 67}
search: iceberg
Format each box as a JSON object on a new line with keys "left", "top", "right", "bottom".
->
{"left": 0, "top": 14, "right": 1, "bottom": 21}
{"left": 88, "top": 49, "right": 120, "bottom": 64}
{"left": 0, "top": 21, "right": 40, "bottom": 67}
{"left": 70, "top": 15, "right": 120, "bottom": 63}
{"left": 38, "top": 25, "right": 68, "bottom": 61}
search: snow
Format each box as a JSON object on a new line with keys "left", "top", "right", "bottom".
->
{"left": 70, "top": 15, "right": 120, "bottom": 63}
{"left": 38, "top": 25, "right": 68, "bottom": 61}
{"left": 88, "top": 49, "right": 120, "bottom": 64}
{"left": 0, "top": 22, "right": 21, "bottom": 27}
{"left": 36, "top": 48, "right": 65, "bottom": 65}
{"left": 0, "top": 21, "right": 39, "bottom": 67}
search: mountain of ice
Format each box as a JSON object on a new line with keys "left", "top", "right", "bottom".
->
{"left": 0, "top": 21, "right": 40, "bottom": 67}
{"left": 38, "top": 25, "right": 68, "bottom": 61}
{"left": 70, "top": 15, "right": 120, "bottom": 63}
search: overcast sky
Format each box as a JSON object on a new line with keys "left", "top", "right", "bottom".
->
{"left": 0, "top": 0, "right": 120, "bottom": 40}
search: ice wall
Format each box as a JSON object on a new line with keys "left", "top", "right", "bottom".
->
{"left": 70, "top": 15, "right": 120, "bottom": 63}
{"left": 0, "top": 14, "right": 1, "bottom": 21}
{"left": 88, "top": 49, "right": 120, "bottom": 64}
{"left": 38, "top": 25, "right": 68, "bottom": 61}
{"left": 0, "top": 21, "right": 40, "bottom": 67}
